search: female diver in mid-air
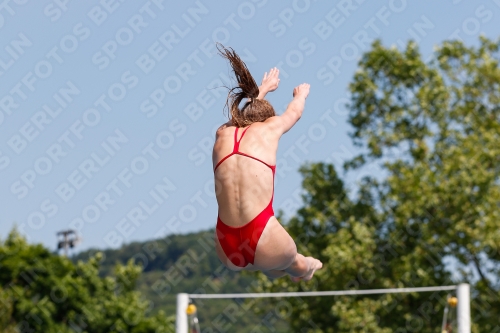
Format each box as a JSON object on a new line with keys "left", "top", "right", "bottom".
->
{"left": 212, "top": 44, "right": 323, "bottom": 281}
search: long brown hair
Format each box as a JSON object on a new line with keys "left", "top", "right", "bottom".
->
{"left": 217, "top": 43, "right": 275, "bottom": 127}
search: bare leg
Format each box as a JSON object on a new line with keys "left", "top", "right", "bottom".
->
{"left": 284, "top": 253, "right": 322, "bottom": 282}
{"left": 262, "top": 270, "right": 288, "bottom": 279}
{"left": 216, "top": 218, "right": 323, "bottom": 281}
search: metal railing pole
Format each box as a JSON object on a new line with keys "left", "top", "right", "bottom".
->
{"left": 176, "top": 293, "right": 189, "bottom": 333}
{"left": 457, "top": 283, "right": 471, "bottom": 333}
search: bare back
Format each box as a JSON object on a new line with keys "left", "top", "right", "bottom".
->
{"left": 213, "top": 121, "right": 279, "bottom": 227}
{"left": 210, "top": 74, "right": 321, "bottom": 277}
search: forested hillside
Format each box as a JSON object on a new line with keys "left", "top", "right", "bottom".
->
{"left": 72, "top": 230, "right": 290, "bottom": 332}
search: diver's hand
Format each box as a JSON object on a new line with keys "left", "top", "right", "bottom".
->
{"left": 293, "top": 83, "right": 310, "bottom": 99}
{"left": 258, "top": 67, "right": 280, "bottom": 98}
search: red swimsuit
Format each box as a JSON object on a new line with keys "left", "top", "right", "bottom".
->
{"left": 214, "top": 125, "right": 276, "bottom": 268}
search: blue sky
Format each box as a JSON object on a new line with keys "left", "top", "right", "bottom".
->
{"left": 1, "top": 0, "right": 499, "bottom": 253}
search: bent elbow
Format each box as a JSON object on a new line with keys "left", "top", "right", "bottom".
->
{"left": 294, "top": 111, "right": 302, "bottom": 122}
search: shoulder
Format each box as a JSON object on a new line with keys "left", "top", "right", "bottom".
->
{"left": 263, "top": 116, "right": 282, "bottom": 128}
{"left": 262, "top": 116, "right": 285, "bottom": 137}
{"left": 245, "top": 119, "right": 282, "bottom": 143}
{"left": 215, "top": 121, "right": 233, "bottom": 139}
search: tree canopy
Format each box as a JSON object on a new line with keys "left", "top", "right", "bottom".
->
{"left": 1, "top": 229, "right": 283, "bottom": 333}
{"left": 0, "top": 229, "right": 174, "bottom": 333}
{"left": 257, "top": 36, "right": 500, "bottom": 332}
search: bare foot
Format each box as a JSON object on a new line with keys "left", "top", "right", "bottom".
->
{"left": 302, "top": 257, "right": 323, "bottom": 281}
{"left": 289, "top": 257, "right": 323, "bottom": 282}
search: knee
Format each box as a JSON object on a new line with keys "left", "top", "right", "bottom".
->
{"left": 284, "top": 241, "right": 298, "bottom": 268}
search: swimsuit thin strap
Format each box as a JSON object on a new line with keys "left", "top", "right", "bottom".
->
{"left": 233, "top": 125, "right": 251, "bottom": 152}
{"left": 215, "top": 124, "right": 276, "bottom": 172}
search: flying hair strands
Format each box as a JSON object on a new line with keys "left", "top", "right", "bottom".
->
{"left": 217, "top": 43, "right": 275, "bottom": 127}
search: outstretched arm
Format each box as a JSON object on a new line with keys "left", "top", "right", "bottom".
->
{"left": 266, "top": 83, "right": 310, "bottom": 135}
{"left": 257, "top": 67, "right": 280, "bottom": 99}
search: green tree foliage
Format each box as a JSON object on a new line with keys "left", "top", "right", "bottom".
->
{"left": 0, "top": 229, "right": 174, "bottom": 333}
{"left": 73, "top": 231, "right": 289, "bottom": 332}
{"left": 257, "top": 37, "right": 500, "bottom": 332}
